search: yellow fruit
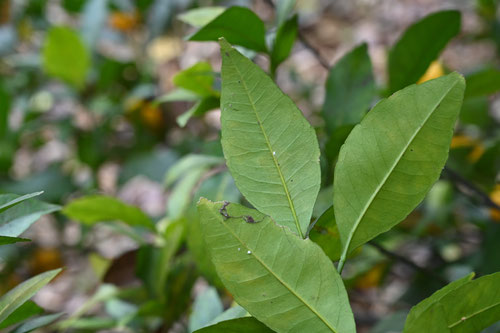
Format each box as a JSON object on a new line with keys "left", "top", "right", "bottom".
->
{"left": 490, "top": 185, "right": 500, "bottom": 221}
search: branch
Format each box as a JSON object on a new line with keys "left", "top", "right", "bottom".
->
{"left": 442, "top": 166, "right": 500, "bottom": 212}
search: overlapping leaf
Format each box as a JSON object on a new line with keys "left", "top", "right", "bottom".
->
{"left": 334, "top": 73, "right": 465, "bottom": 268}
{"left": 219, "top": 38, "right": 320, "bottom": 237}
{"left": 197, "top": 199, "right": 355, "bottom": 333}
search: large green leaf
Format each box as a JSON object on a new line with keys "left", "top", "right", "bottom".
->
{"left": 62, "top": 195, "right": 154, "bottom": 230}
{"left": 270, "top": 14, "right": 298, "bottom": 75}
{"left": 219, "top": 38, "right": 321, "bottom": 237}
{"left": 0, "top": 194, "right": 60, "bottom": 238}
{"left": 323, "top": 43, "right": 376, "bottom": 133}
{"left": 404, "top": 272, "right": 500, "bottom": 332}
{"left": 194, "top": 317, "right": 274, "bottom": 333}
{"left": 464, "top": 67, "right": 500, "bottom": 98}
{"left": 388, "top": 10, "right": 461, "bottom": 93}
{"left": 42, "top": 26, "right": 90, "bottom": 88}
{"left": 188, "top": 7, "right": 267, "bottom": 53}
{"left": 197, "top": 199, "right": 355, "bottom": 333}
{"left": 0, "top": 269, "right": 61, "bottom": 324}
{"left": 334, "top": 73, "right": 465, "bottom": 270}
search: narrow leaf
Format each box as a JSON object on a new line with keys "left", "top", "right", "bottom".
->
{"left": 323, "top": 43, "right": 375, "bottom": 133}
{"left": 11, "top": 313, "right": 63, "bottom": 333}
{"left": 270, "top": 14, "right": 298, "bottom": 75}
{"left": 194, "top": 317, "right": 273, "bottom": 333}
{"left": 0, "top": 191, "right": 44, "bottom": 214}
{"left": 197, "top": 199, "right": 355, "bottom": 333}
{"left": 219, "top": 38, "right": 321, "bottom": 237}
{"left": 0, "top": 194, "right": 60, "bottom": 238}
{"left": 189, "top": 7, "right": 267, "bottom": 53}
{"left": 0, "top": 236, "right": 30, "bottom": 246}
{"left": 62, "top": 195, "right": 154, "bottom": 230}
{"left": 0, "top": 269, "right": 61, "bottom": 323}
{"left": 0, "top": 301, "right": 42, "bottom": 330}
{"left": 334, "top": 73, "right": 465, "bottom": 267}
{"left": 388, "top": 10, "right": 461, "bottom": 93}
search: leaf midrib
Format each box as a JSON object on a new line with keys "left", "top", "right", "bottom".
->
{"left": 340, "top": 79, "right": 459, "bottom": 257}
{"left": 225, "top": 52, "right": 303, "bottom": 238}
{"left": 448, "top": 301, "right": 500, "bottom": 328}
{"left": 216, "top": 212, "right": 338, "bottom": 332}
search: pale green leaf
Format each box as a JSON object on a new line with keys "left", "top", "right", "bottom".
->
{"left": 62, "top": 195, "right": 154, "bottom": 230}
{"left": 323, "top": 43, "right": 375, "bottom": 133}
{"left": 404, "top": 272, "right": 500, "bottom": 332}
{"left": 188, "top": 287, "right": 223, "bottom": 332}
{"left": 164, "top": 154, "right": 224, "bottom": 187}
{"left": 11, "top": 313, "right": 63, "bottom": 333}
{"left": 42, "top": 26, "right": 90, "bottom": 88}
{"left": 0, "top": 191, "right": 43, "bottom": 213}
{"left": 194, "top": 317, "right": 273, "bottom": 333}
{"left": 207, "top": 305, "right": 248, "bottom": 326}
{"left": 197, "top": 199, "right": 355, "bottom": 333}
{"left": 189, "top": 7, "right": 267, "bottom": 53}
{"left": 0, "top": 269, "right": 61, "bottom": 323}
{"left": 173, "top": 62, "right": 218, "bottom": 97}
{"left": 334, "top": 73, "right": 465, "bottom": 269}
{"left": 178, "top": 7, "right": 226, "bottom": 28}
{"left": 219, "top": 38, "right": 321, "bottom": 237}
{"left": 0, "top": 194, "right": 60, "bottom": 238}
{"left": 388, "top": 10, "right": 460, "bottom": 93}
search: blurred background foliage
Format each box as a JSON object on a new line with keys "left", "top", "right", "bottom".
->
{"left": 0, "top": 0, "right": 499, "bottom": 332}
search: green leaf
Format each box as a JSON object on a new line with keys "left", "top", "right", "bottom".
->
{"left": 178, "top": 7, "right": 226, "bottom": 28}
{"left": 197, "top": 199, "right": 355, "bottom": 333}
{"left": 0, "top": 236, "right": 30, "bottom": 246}
{"left": 404, "top": 273, "right": 474, "bottom": 329}
{"left": 0, "top": 269, "right": 61, "bottom": 324}
{"left": 307, "top": 205, "right": 342, "bottom": 261}
{"left": 42, "top": 26, "right": 90, "bottom": 88}
{"left": 270, "top": 14, "right": 298, "bottom": 75}
{"left": 176, "top": 95, "right": 220, "bottom": 128}
{"left": 276, "top": 0, "right": 296, "bottom": 27}
{"left": 11, "top": 313, "right": 63, "bottom": 333}
{"left": 388, "top": 10, "right": 461, "bottom": 93}
{"left": 323, "top": 43, "right": 376, "bottom": 133}
{"left": 0, "top": 194, "right": 60, "bottom": 238}
{"left": 219, "top": 38, "right": 321, "bottom": 237}
{"left": 334, "top": 73, "right": 465, "bottom": 270}
{"left": 0, "top": 301, "right": 42, "bottom": 330}
{"left": 208, "top": 305, "right": 248, "bottom": 326}
{"left": 189, "top": 7, "right": 268, "bottom": 53}
{"left": 464, "top": 67, "right": 500, "bottom": 98}
{"left": 62, "top": 195, "right": 154, "bottom": 230}
{"left": 194, "top": 317, "right": 273, "bottom": 333}
{"left": 173, "top": 62, "right": 218, "bottom": 97}
{"left": 188, "top": 287, "right": 223, "bottom": 332}
{"left": 165, "top": 154, "right": 224, "bottom": 187}
{"left": 0, "top": 191, "right": 44, "bottom": 214}
{"left": 404, "top": 272, "right": 500, "bottom": 332}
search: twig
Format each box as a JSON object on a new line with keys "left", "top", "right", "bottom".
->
{"left": 368, "top": 241, "right": 448, "bottom": 285}
{"left": 442, "top": 166, "right": 500, "bottom": 211}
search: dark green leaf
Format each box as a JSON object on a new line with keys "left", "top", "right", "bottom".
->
{"left": 388, "top": 10, "right": 461, "bottom": 93}
{"left": 189, "top": 7, "right": 268, "bottom": 53}
{"left": 194, "top": 317, "right": 274, "bottom": 333}
{"left": 270, "top": 14, "right": 298, "bottom": 75}
{"left": 219, "top": 38, "right": 321, "bottom": 237}
{"left": 197, "top": 199, "right": 355, "bottom": 333}
{"left": 308, "top": 205, "right": 342, "bottom": 261}
{"left": 62, "top": 195, "right": 154, "bottom": 230}
{"left": 0, "top": 301, "right": 42, "bottom": 330}
{"left": 0, "top": 236, "right": 30, "bottom": 246}
{"left": 323, "top": 43, "right": 376, "bottom": 133}
{"left": 464, "top": 67, "right": 500, "bottom": 98}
